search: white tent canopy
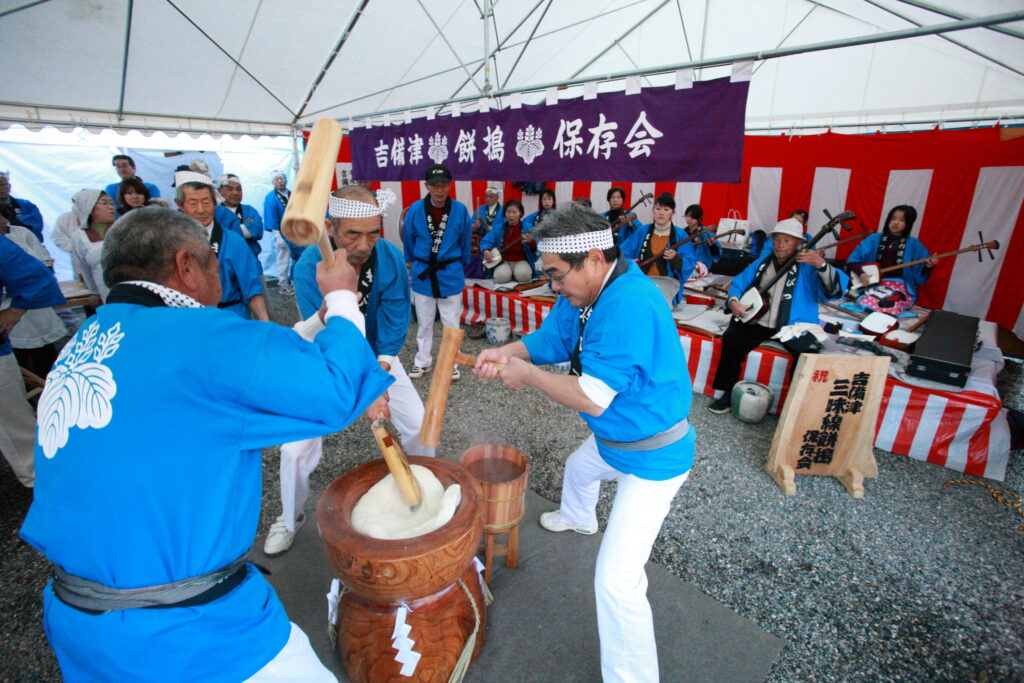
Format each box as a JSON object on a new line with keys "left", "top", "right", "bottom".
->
{"left": 1, "top": 0, "right": 1022, "bottom": 137}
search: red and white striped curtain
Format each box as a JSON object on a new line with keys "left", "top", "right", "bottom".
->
{"left": 332, "top": 128, "right": 1024, "bottom": 337}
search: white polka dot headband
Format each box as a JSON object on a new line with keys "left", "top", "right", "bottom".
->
{"left": 538, "top": 228, "right": 614, "bottom": 254}
{"left": 328, "top": 188, "right": 397, "bottom": 218}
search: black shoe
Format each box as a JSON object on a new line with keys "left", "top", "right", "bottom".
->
{"left": 708, "top": 394, "right": 732, "bottom": 415}
{"left": 467, "top": 323, "right": 487, "bottom": 339}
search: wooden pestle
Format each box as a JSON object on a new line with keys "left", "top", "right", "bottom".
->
{"left": 279, "top": 118, "right": 342, "bottom": 267}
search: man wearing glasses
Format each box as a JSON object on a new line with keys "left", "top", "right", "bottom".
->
{"left": 473, "top": 204, "right": 695, "bottom": 682}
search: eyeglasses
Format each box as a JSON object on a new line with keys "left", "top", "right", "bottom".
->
{"left": 541, "top": 268, "right": 572, "bottom": 282}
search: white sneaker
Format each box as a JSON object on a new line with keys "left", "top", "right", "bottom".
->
{"left": 263, "top": 512, "right": 305, "bottom": 556}
{"left": 451, "top": 366, "right": 461, "bottom": 381}
{"left": 409, "top": 365, "right": 430, "bottom": 380}
{"left": 539, "top": 510, "right": 597, "bottom": 535}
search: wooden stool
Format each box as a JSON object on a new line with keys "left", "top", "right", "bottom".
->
{"left": 460, "top": 443, "right": 530, "bottom": 584}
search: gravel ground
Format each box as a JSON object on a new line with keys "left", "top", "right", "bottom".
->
{"left": 2, "top": 286, "right": 1022, "bottom": 682}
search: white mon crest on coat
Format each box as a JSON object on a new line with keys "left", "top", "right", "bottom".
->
{"left": 37, "top": 321, "right": 123, "bottom": 458}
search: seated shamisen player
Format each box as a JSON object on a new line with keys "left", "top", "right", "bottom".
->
{"left": 473, "top": 204, "right": 696, "bottom": 682}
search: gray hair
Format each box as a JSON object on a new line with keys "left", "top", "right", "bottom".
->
{"left": 102, "top": 207, "right": 212, "bottom": 287}
{"left": 329, "top": 184, "right": 379, "bottom": 230}
{"left": 175, "top": 181, "right": 218, "bottom": 205}
{"left": 532, "top": 205, "right": 618, "bottom": 268}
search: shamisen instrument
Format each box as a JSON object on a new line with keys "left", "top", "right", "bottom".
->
{"left": 280, "top": 118, "right": 343, "bottom": 267}
{"left": 610, "top": 192, "right": 654, "bottom": 233}
{"left": 483, "top": 224, "right": 533, "bottom": 269}
{"left": 821, "top": 300, "right": 899, "bottom": 337}
{"left": 637, "top": 224, "right": 719, "bottom": 272}
{"left": 733, "top": 210, "right": 855, "bottom": 323}
{"left": 852, "top": 232, "right": 999, "bottom": 289}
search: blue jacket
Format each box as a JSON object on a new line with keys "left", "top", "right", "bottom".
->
{"left": 403, "top": 197, "right": 473, "bottom": 298}
{"left": 216, "top": 204, "right": 264, "bottom": 256}
{"left": 523, "top": 210, "right": 551, "bottom": 233}
{"left": 213, "top": 222, "right": 265, "bottom": 318}
{"left": 523, "top": 259, "right": 694, "bottom": 481}
{"left": 619, "top": 224, "right": 697, "bottom": 305}
{"left": 846, "top": 233, "right": 931, "bottom": 303}
{"left": 2, "top": 196, "right": 44, "bottom": 243}
{"left": 688, "top": 227, "right": 721, "bottom": 266}
{"left": 263, "top": 189, "right": 304, "bottom": 260}
{"left": 472, "top": 203, "right": 505, "bottom": 234}
{"left": 727, "top": 252, "right": 849, "bottom": 325}
{"left": 105, "top": 182, "right": 161, "bottom": 212}
{"left": 294, "top": 240, "right": 410, "bottom": 358}
{"left": 21, "top": 296, "right": 391, "bottom": 682}
{"left": 479, "top": 220, "right": 538, "bottom": 275}
{"left": 0, "top": 238, "right": 65, "bottom": 355}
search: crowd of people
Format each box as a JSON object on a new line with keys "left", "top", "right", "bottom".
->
{"left": 0, "top": 155, "right": 940, "bottom": 682}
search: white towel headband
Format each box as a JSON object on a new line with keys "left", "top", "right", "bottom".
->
{"left": 538, "top": 228, "right": 614, "bottom": 254}
{"left": 328, "top": 188, "right": 397, "bottom": 218}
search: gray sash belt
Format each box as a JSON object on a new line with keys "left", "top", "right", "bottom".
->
{"left": 595, "top": 417, "right": 691, "bottom": 451}
{"left": 53, "top": 554, "right": 248, "bottom": 613}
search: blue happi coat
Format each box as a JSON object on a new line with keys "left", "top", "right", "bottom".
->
{"left": 522, "top": 259, "right": 695, "bottom": 481}
{"left": 216, "top": 204, "right": 264, "bottom": 256}
{"left": 294, "top": 239, "right": 410, "bottom": 357}
{"left": 263, "top": 189, "right": 303, "bottom": 260}
{"left": 727, "top": 252, "right": 849, "bottom": 325}
{"left": 2, "top": 196, "right": 44, "bottom": 242}
{"left": 0, "top": 238, "right": 65, "bottom": 356}
{"left": 20, "top": 295, "right": 392, "bottom": 682}
{"left": 846, "top": 233, "right": 931, "bottom": 304}
{"left": 403, "top": 197, "right": 473, "bottom": 298}
{"left": 213, "top": 221, "right": 264, "bottom": 318}
{"left": 619, "top": 223, "right": 698, "bottom": 305}
{"left": 479, "top": 220, "right": 538, "bottom": 275}
{"left": 472, "top": 203, "right": 505, "bottom": 234}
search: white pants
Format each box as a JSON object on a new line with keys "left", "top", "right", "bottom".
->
{"left": 244, "top": 622, "right": 335, "bottom": 682}
{"left": 559, "top": 435, "right": 689, "bottom": 683}
{"left": 277, "top": 359, "right": 434, "bottom": 530}
{"left": 412, "top": 291, "right": 463, "bottom": 369}
{"left": 492, "top": 260, "right": 533, "bottom": 284}
{"left": 0, "top": 352, "right": 36, "bottom": 487}
{"left": 274, "top": 232, "right": 293, "bottom": 283}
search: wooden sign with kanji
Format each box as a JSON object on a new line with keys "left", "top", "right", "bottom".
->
{"left": 766, "top": 353, "right": 890, "bottom": 498}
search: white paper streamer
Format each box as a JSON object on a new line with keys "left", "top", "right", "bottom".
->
{"left": 326, "top": 578, "right": 340, "bottom": 626}
{"left": 391, "top": 605, "right": 421, "bottom": 677}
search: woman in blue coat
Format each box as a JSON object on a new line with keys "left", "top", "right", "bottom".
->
{"left": 619, "top": 193, "right": 697, "bottom": 306}
{"left": 846, "top": 204, "right": 938, "bottom": 306}
{"left": 481, "top": 199, "right": 537, "bottom": 284}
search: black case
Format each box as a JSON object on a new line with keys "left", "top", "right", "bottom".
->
{"left": 907, "top": 310, "right": 979, "bottom": 387}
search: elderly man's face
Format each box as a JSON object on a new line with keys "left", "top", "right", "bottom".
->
{"left": 771, "top": 233, "right": 802, "bottom": 261}
{"left": 177, "top": 186, "right": 216, "bottom": 226}
{"left": 114, "top": 159, "right": 135, "bottom": 180}
{"left": 272, "top": 175, "right": 287, "bottom": 192}
{"left": 220, "top": 181, "right": 243, "bottom": 207}
{"left": 485, "top": 191, "right": 499, "bottom": 206}
{"left": 0, "top": 176, "right": 10, "bottom": 200}
{"left": 331, "top": 214, "right": 381, "bottom": 267}
{"left": 540, "top": 251, "right": 607, "bottom": 309}
{"left": 426, "top": 180, "right": 451, "bottom": 206}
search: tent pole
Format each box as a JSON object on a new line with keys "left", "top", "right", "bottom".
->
{"left": 293, "top": 0, "right": 370, "bottom": 123}
{"left": 864, "top": 0, "right": 1024, "bottom": 78}
{"left": 894, "top": 0, "right": 1024, "bottom": 41}
{"left": 570, "top": 0, "right": 672, "bottom": 79}
{"left": 344, "top": 9, "right": 1024, "bottom": 124}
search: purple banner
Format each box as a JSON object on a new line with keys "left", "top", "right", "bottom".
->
{"left": 349, "top": 76, "right": 748, "bottom": 183}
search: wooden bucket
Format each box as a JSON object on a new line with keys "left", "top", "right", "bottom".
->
{"left": 318, "top": 456, "right": 486, "bottom": 682}
{"left": 459, "top": 444, "right": 530, "bottom": 533}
